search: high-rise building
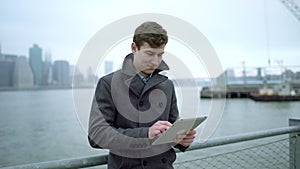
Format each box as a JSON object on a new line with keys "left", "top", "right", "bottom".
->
{"left": 52, "top": 60, "right": 70, "bottom": 87}
{"left": 29, "top": 44, "right": 43, "bottom": 86}
{"left": 0, "top": 60, "right": 15, "bottom": 87}
{"left": 4, "top": 54, "right": 17, "bottom": 61}
{"left": 13, "top": 56, "right": 34, "bottom": 88}
{"left": 42, "top": 51, "right": 52, "bottom": 86}
{"left": 42, "top": 61, "right": 52, "bottom": 86}
{"left": 0, "top": 53, "right": 18, "bottom": 88}
{"left": 72, "top": 65, "right": 85, "bottom": 87}
{"left": 105, "top": 61, "right": 113, "bottom": 75}
{"left": 0, "top": 43, "right": 3, "bottom": 60}
{"left": 44, "top": 50, "right": 52, "bottom": 63}
{"left": 87, "top": 67, "right": 97, "bottom": 86}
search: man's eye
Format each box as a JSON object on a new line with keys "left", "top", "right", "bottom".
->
{"left": 146, "top": 52, "right": 154, "bottom": 56}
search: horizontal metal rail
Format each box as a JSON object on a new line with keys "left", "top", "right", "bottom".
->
{"left": 187, "top": 125, "right": 300, "bottom": 151}
{"left": 2, "top": 125, "right": 300, "bottom": 169}
{"left": 1, "top": 155, "right": 108, "bottom": 169}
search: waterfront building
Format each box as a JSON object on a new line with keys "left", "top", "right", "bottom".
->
{"left": 105, "top": 60, "right": 113, "bottom": 75}
{"left": 42, "top": 61, "right": 52, "bottom": 86}
{"left": 13, "top": 56, "right": 34, "bottom": 88}
{"left": 4, "top": 54, "right": 18, "bottom": 61}
{"left": 87, "top": 67, "right": 97, "bottom": 86}
{"left": 0, "top": 60, "right": 15, "bottom": 87}
{"left": 43, "top": 51, "right": 52, "bottom": 85}
{"left": 72, "top": 66, "right": 85, "bottom": 87}
{"left": 52, "top": 60, "right": 70, "bottom": 87}
{"left": 0, "top": 43, "right": 2, "bottom": 60}
{"left": 29, "top": 44, "right": 43, "bottom": 86}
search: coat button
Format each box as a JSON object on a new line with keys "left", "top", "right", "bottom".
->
{"left": 162, "top": 158, "right": 167, "bottom": 164}
{"left": 159, "top": 102, "right": 163, "bottom": 108}
{"left": 139, "top": 101, "right": 143, "bottom": 107}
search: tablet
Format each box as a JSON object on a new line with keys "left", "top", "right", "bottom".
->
{"left": 152, "top": 116, "right": 207, "bottom": 145}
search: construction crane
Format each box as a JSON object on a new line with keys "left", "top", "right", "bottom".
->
{"left": 265, "top": 0, "right": 300, "bottom": 66}
{"left": 280, "top": 0, "right": 300, "bottom": 22}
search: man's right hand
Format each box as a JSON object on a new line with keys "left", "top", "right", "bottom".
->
{"left": 148, "top": 121, "right": 172, "bottom": 139}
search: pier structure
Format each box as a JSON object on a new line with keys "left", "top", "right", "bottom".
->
{"left": 200, "top": 66, "right": 300, "bottom": 99}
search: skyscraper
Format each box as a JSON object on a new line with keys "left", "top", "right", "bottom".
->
{"left": 29, "top": 44, "right": 43, "bottom": 86}
{"left": 13, "top": 56, "right": 34, "bottom": 88}
{"left": 0, "top": 42, "right": 3, "bottom": 60}
{"left": 0, "top": 60, "right": 14, "bottom": 87}
{"left": 105, "top": 61, "right": 113, "bottom": 75}
{"left": 43, "top": 51, "right": 52, "bottom": 85}
{"left": 52, "top": 60, "right": 70, "bottom": 87}
{"left": 0, "top": 53, "right": 18, "bottom": 87}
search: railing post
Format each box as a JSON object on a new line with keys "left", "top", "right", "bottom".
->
{"left": 289, "top": 118, "right": 300, "bottom": 169}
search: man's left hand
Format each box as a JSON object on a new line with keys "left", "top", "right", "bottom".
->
{"left": 174, "top": 130, "right": 196, "bottom": 147}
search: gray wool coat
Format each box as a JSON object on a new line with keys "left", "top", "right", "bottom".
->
{"left": 88, "top": 53, "right": 187, "bottom": 169}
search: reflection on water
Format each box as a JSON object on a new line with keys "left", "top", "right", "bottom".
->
{"left": 0, "top": 89, "right": 299, "bottom": 167}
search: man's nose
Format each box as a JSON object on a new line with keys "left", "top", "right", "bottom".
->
{"left": 151, "top": 56, "right": 160, "bottom": 66}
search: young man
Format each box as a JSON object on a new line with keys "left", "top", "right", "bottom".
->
{"left": 88, "top": 21, "right": 196, "bottom": 169}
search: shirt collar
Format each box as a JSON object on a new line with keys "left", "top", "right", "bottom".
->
{"left": 137, "top": 73, "right": 153, "bottom": 83}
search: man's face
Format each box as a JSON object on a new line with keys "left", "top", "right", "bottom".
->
{"left": 132, "top": 42, "right": 165, "bottom": 77}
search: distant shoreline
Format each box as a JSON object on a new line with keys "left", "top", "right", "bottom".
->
{"left": 0, "top": 86, "right": 95, "bottom": 92}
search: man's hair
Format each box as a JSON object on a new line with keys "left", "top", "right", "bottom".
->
{"left": 133, "top": 21, "right": 168, "bottom": 50}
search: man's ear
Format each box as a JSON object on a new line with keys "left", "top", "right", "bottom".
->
{"left": 131, "top": 42, "right": 137, "bottom": 53}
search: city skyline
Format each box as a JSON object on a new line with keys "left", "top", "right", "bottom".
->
{"left": 0, "top": 43, "right": 99, "bottom": 89}
{"left": 1, "top": 0, "right": 300, "bottom": 79}
{"left": 0, "top": 42, "right": 114, "bottom": 79}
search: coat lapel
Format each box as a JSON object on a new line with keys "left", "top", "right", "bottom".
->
{"left": 141, "top": 74, "right": 168, "bottom": 96}
{"left": 124, "top": 75, "right": 145, "bottom": 97}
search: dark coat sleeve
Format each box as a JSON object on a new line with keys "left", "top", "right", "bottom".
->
{"left": 88, "top": 77, "right": 151, "bottom": 150}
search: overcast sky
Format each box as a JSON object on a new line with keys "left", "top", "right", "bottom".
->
{"left": 1, "top": 0, "right": 300, "bottom": 77}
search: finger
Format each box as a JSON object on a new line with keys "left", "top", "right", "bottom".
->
{"left": 177, "top": 137, "right": 195, "bottom": 146}
{"left": 178, "top": 140, "right": 192, "bottom": 145}
{"left": 152, "top": 129, "right": 163, "bottom": 137}
{"left": 174, "top": 137, "right": 183, "bottom": 144}
{"left": 157, "top": 121, "right": 172, "bottom": 127}
{"left": 156, "top": 123, "right": 171, "bottom": 132}
{"left": 186, "top": 130, "right": 196, "bottom": 135}
{"left": 181, "top": 137, "right": 195, "bottom": 142}
{"left": 154, "top": 129, "right": 162, "bottom": 135}
{"left": 176, "top": 134, "right": 195, "bottom": 141}
{"left": 176, "top": 134, "right": 187, "bottom": 140}
{"left": 183, "top": 134, "right": 196, "bottom": 139}
{"left": 175, "top": 137, "right": 194, "bottom": 143}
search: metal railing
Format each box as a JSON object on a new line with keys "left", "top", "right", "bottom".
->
{"left": 174, "top": 136, "right": 294, "bottom": 169}
{"left": 2, "top": 119, "right": 300, "bottom": 169}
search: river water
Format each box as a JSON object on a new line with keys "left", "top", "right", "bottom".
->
{"left": 0, "top": 88, "right": 299, "bottom": 167}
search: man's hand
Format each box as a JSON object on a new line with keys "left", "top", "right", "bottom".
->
{"left": 148, "top": 121, "right": 172, "bottom": 139}
{"left": 174, "top": 130, "right": 196, "bottom": 147}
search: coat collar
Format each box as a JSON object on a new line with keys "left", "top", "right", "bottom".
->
{"left": 121, "top": 53, "right": 169, "bottom": 97}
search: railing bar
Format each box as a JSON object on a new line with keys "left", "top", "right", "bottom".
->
{"left": 1, "top": 154, "right": 108, "bottom": 169}
{"left": 186, "top": 125, "right": 300, "bottom": 151}
{"left": 1, "top": 125, "right": 300, "bottom": 169}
